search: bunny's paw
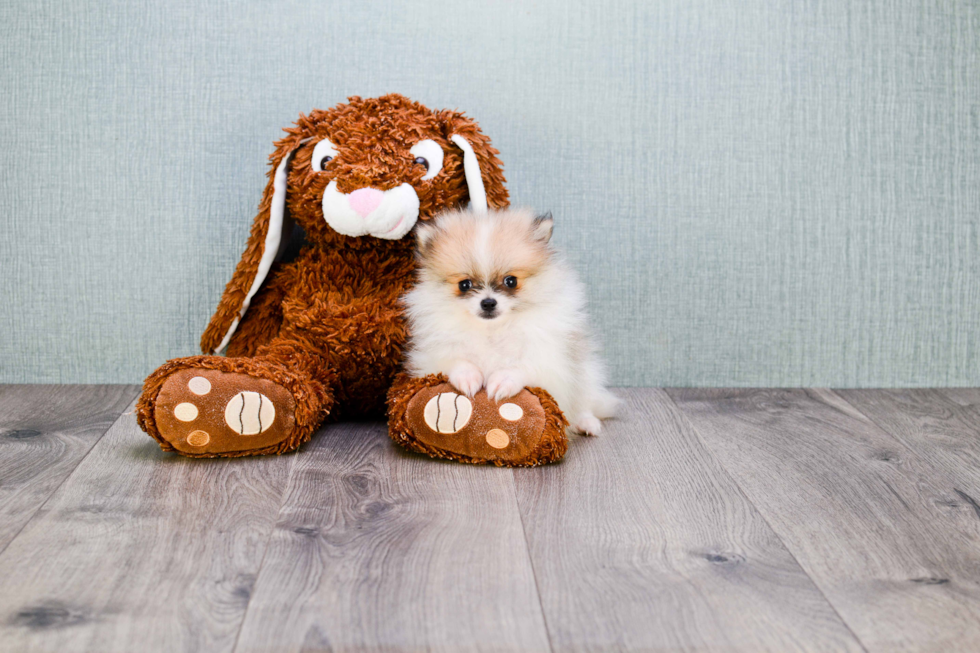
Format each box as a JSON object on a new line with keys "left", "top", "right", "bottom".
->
{"left": 387, "top": 374, "right": 568, "bottom": 467}
{"left": 139, "top": 365, "right": 301, "bottom": 457}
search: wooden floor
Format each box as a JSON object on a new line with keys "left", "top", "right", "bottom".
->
{"left": 1, "top": 387, "right": 979, "bottom": 652}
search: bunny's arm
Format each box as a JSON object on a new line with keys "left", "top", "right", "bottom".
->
{"left": 224, "top": 263, "right": 289, "bottom": 358}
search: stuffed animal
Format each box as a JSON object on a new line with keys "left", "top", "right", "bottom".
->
{"left": 136, "top": 94, "right": 568, "bottom": 466}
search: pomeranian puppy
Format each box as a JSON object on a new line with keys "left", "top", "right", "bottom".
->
{"left": 403, "top": 208, "right": 618, "bottom": 435}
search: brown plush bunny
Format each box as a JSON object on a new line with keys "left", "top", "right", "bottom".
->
{"left": 136, "top": 94, "right": 567, "bottom": 466}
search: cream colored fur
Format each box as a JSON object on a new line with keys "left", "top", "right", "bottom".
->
{"left": 404, "top": 208, "right": 618, "bottom": 435}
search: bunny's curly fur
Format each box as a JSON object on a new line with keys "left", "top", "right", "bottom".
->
{"left": 136, "top": 94, "right": 566, "bottom": 464}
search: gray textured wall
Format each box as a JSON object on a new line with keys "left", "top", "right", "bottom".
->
{"left": 1, "top": 0, "right": 978, "bottom": 386}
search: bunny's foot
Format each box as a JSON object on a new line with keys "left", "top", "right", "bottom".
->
{"left": 137, "top": 355, "right": 331, "bottom": 457}
{"left": 386, "top": 373, "right": 568, "bottom": 467}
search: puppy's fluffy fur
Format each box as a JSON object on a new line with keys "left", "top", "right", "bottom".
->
{"left": 403, "top": 208, "right": 618, "bottom": 435}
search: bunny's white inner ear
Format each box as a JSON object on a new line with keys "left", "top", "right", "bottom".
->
{"left": 450, "top": 134, "right": 488, "bottom": 214}
{"left": 214, "top": 148, "right": 297, "bottom": 354}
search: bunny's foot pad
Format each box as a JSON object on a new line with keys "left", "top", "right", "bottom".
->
{"left": 153, "top": 369, "right": 296, "bottom": 456}
{"left": 387, "top": 374, "right": 568, "bottom": 467}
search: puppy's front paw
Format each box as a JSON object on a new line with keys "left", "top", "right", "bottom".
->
{"left": 449, "top": 362, "right": 484, "bottom": 397}
{"left": 573, "top": 413, "right": 603, "bottom": 436}
{"left": 486, "top": 370, "right": 525, "bottom": 402}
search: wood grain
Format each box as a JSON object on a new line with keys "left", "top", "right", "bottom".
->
{"left": 0, "top": 406, "right": 294, "bottom": 653}
{"left": 0, "top": 385, "right": 138, "bottom": 553}
{"left": 514, "top": 388, "right": 862, "bottom": 652}
{"left": 933, "top": 388, "right": 980, "bottom": 410}
{"left": 836, "top": 388, "right": 980, "bottom": 562}
{"left": 7, "top": 385, "right": 980, "bottom": 652}
{"left": 838, "top": 389, "right": 980, "bottom": 500}
{"left": 668, "top": 388, "right": 980, "bottom": 652}
{"left": 233, "top": 421, "right": 551, "bottom": 653}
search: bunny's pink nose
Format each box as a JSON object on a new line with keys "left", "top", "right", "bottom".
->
{"left": 348, "top": 188, "right": 384, "bottom": 217}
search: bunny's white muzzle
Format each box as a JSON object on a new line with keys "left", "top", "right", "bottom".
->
{"left": 321, "top": 181, "right": 420, "bottom": 240}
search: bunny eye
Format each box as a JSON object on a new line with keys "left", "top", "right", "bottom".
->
{"left": 311, "top": 139, "right": 339, "bottom": 172}
{"left": 409, "top": 139, "right": 444, "bottom": 181}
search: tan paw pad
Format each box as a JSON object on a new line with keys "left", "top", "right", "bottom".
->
{"left": 224, "top": 391, "right": 275, "bottom": 435}
{"left": 186, "top": 430, "right": 210, "bottom": 447}
{"left": 173, "top": 402, "right": 198, "bottom": 422}
{"left": 423, "top": 392, "right": 473, "bottom": 434}
{"left": 187, "top": 376, "right": 212, "bottom": 395}
{"left": 485, "top": 428, "right": 510, "bottom": 449}
{"left": 499, "top": 403, "right": 523, "bottom": 421}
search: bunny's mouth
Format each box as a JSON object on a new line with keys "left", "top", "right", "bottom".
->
{"left": 383, "top": 216, "right": 406, "bottom": 236}
{"left": 320, "top": 181, "right": 420, "bottom": 240}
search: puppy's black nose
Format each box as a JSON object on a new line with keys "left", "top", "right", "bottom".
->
{"left": 480, "top": 298, "right": 498, "bottom": 311}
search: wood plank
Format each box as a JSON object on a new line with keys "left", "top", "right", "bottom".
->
{"left": 233, "top": 421, "right": 551, "bottom": 653}
{"left": 0, "top": 408, "right": 294, "bottom": 653}
{"left": 0, "top": 385, "right": 138, "bottom": 553}
{"left": 668, "top": 388, "right": 980, "bottom": 652}
{"left": 933, "top": 388, "right": 980, "bottom": 411}
{"left": 837, "top": 389, "right": 980, "bottom": 499}
{"left": 515, "top": 388, "right": 862, "bottom": 652}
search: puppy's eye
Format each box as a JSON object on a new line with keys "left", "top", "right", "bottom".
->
{"left": 409, "top": 139, "right": 444, "bottom": 181}
{"left": 311, "top": 139, "right": 339, "bottom": 172}
{"left": 503, "top": 275, "right": 518, "bottom": 289}
{"left": 458, "top": 279, "right": 473, "bottom": 292}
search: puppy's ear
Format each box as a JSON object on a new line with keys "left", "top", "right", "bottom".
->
{"left": 532, "top": 211, "right": 554, "bottom": 244}
{"left": 439, "top": 110, "right": 509, "bottom": 213}
{"left": 200, "top": 125, "right": 310, "bottom": 355}
{"left": 414, "top": 221, "right": 438, "bottom": 256}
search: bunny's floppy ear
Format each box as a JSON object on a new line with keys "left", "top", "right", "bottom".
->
{"left": 439, "top": 110, "right": 509, "bottom": 213}
{"left": 200, "top": 136, "right": 306, "bottom": 355}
